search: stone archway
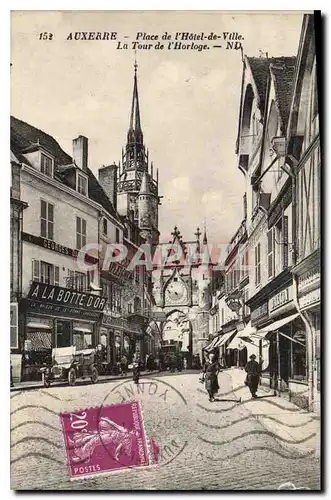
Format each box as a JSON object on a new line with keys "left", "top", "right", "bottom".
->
{"left": 162, "top": 309, "right": 193, "bottom": 368}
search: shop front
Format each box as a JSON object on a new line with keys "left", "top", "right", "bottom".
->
{"left": 99, "top": 312, "right": 125, "bottom": 373}
{"left": 292, "top": 249, "right": 321, "bottom": 413}
{"left": 20, "top": 281, "right": 107, "bottom": 381}
{"left": 247, "top": 278, "right": 308, "bottom": 408}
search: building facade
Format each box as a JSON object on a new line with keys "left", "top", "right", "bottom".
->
{"left": 211, "top": 14, "right": 320, "bottom": 412}
{"left": 287, "top": 14, "right": 321, "bottom": 413}
{"left": 10, "top": 152, "right": 28, "bottom": 381}
{"left": 10, "top": 118, "right": 111, "bottom": 380}
{"left": 10, "top": 64, "right": 160, "bottom": 381}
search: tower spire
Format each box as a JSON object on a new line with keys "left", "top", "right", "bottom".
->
{"left": 203, "top": 218, "right": 208, "bottom": 245}
{"left": 128, "top": 56, "right": 143, "bottom": 144}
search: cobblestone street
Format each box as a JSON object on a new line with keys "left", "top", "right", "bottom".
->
{"left": 10, "top": 371, "right": 320, "bottom": 490}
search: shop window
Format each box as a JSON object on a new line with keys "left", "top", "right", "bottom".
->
{"left": 290, "top": 330, "right": 307, "bottom": 380}
{"left": 40, "top": 152, "right": 54, "bottom": 178}
{"left": 314, "top": 314, "right": 320, "bottom": 391}
{"left": 56, "top": 321, "right": 71, "bottom": 348}
{"left": 10, "top": 303, "right": 18, "bottom": 349}
{"left": 40, "top": 199, "right": 54, "bottom": 240}
{"left": 254, "top": 243, "right": 261, "bottom": 285}
{"left": 76, "top": 216, "right": 87, "bottom": 250}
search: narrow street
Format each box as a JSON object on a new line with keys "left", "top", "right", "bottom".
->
{"left": 11, "top": 371, "right": 320, "bottom": 491}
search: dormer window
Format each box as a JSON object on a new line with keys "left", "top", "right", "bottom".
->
{"left": 77, "top": 172, "right": 88, "bottom": 196}
{"left": 40, "top": 152, "right": 54, "bottom": 177}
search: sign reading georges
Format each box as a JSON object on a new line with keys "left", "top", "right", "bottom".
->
{"left": 28, "top": 281, "right": 107, "bottom": 311}
{"left": 102, "top": 377, "right": 190, "bottom": 467}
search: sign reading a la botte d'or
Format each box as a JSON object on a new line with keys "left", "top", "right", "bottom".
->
{"left": 28, "top": 282, "right": 107, "bottom": 311}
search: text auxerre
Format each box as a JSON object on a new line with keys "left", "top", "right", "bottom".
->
{"left": 28, "top": 282, "right": 107, "bottom": 311}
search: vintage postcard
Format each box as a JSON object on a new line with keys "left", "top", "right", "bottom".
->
{"left": 10, "top": 10, "right": 321, "bottom": 491}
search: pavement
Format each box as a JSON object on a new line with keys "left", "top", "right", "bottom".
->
{"left": 225, "top": 368, "right": 321, "bottom": 459}
{"left": 10, "top": 370, "right": 321, "bottom": 490}
{"left": 10, "top": 370, "right": 160, "bottom": 392}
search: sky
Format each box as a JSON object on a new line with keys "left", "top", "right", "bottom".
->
{"left": 11, "top": 11, "right": 305, "bottom": 245}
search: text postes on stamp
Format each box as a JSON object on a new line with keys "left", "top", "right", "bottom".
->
{"left": 60, "top": 401, "right": 159, "bottom": 480}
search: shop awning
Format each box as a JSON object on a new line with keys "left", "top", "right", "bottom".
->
{"left": 226, "top": 331, "right": 249, "bottom": 351}
{"left": 203, "top": 336, "right": 220, "bottom": 352}
{"left": 216, "top": 329, "right": 237, "bottom": 348}
{"left": 255, "top": 313, "right": 299, "bottom": 338}
{"left": 73, "top": 327, "right": 93, "bottom": 333}
{"left": 27, "top": 322, "right": 51, "bottom": 330}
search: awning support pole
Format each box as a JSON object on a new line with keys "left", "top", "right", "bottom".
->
{"left": 277, "top": 330, "right": 281, "bottom": 397}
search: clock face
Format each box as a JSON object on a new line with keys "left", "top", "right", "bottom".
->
{"left": 165, "top": 281, "right": 187, "bottom": 303}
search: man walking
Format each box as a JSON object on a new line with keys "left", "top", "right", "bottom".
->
{"left": 245, "top": 354, "right": 261, "bottom": 399}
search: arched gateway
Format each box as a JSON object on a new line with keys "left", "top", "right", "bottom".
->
{"left": 151, "top": 226, "right": 212, "bottom": 368}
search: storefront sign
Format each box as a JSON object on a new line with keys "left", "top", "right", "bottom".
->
{"left": 28, "top": 282, "right": 107, "bottom": 311}
{"left": 269, "top": 286, "right": 293, "bottom": 313}
{"left": 22, "top": 232, "right": 98, "bottom": 264}
{"left": 109, "top": 262, "right": 133, "bottom": 281}
{"left": 299, "top": 288, "right": 320, "bottom": 310}
{"left": 25, "top": 299, "right": 103, "bottom": 321}
{"left": 298, "top": 268, "right": 320, "bottom": 294}
{"left": 251, "top": 302, "right": 268, "bottom": 325}
{"left": 102, "top": 313, "right": 123, "bottom": 328}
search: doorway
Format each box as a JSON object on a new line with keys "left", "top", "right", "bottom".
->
{"left": 56, "top": 320, "right": 71, "bottom": 347}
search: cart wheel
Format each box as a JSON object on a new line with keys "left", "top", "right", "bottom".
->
{"left": 68, "top": 368, "right": 76, "bottom": 386}
{"left": 90, "top": 367, "right": 98, "bottom": 384}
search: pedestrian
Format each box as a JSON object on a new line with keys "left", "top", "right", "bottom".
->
{"left": 201, "top": 353, "right": 221, "bottom": 402}
{"left": 132, "top": 352, "right": 141, "bottom": 385}
{"left": 244, "top": 354, "right": 261, "bottom": 399}
{"left": 159, "top": 351, "right": 164, "bottom": 372}
{"left": 121, "top": 354, "right": 128, "bottom": 376}
{"left": 10, "top": 360, "right": 14, "bottom": 388}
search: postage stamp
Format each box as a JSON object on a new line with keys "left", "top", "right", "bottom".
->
{"left": 101, "top": 377, "right": 190, "bottom": 468}
{"left": 60, "top": 401, "right": 159, "bottom": 480}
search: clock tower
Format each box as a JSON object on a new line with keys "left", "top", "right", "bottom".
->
{"left": 151, "top": 225, "right": 213, "bottom": 366}
{"left": 117, "top": 61, "right": 160, "bottom": 244}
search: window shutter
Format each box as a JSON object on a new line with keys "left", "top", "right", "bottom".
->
{"left": 267, "top": 229, "right": 274, "bottom": 278}
{"left": 282, "top": 216, "right": 289, "bottom": 269}
{"left": 32, "top": 260, "right": 40, "bottom": 282}
{"left": 54, "top": 266, "right": 60, "bottom": 286}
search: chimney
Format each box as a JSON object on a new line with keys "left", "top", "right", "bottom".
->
{"left": 98, "top": 163, "right": 118, "bottom": 211}
{"left": 73, "top": 136, "right": 88, "bottom": 172}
